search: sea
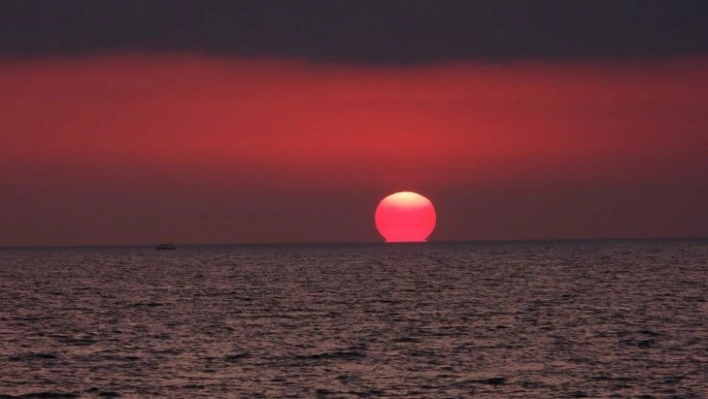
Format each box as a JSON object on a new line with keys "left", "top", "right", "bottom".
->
{"left": 0, "top": 240, "right": 706, "bottom": 398}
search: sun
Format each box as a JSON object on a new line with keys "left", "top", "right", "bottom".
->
{"left": 375, "top": 191, "right": 436, "bottom": 242}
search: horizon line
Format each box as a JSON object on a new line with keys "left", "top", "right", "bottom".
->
{"left": 1, "top": 236, "right": 707, "bottom": 250}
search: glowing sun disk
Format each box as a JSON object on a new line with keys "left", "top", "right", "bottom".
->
{"left": 375, "top": 191, "right": 436, "bottom": 242}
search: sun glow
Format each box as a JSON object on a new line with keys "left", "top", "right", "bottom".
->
{"left": 375, "top": 191, "right": 436, "bottom": 242}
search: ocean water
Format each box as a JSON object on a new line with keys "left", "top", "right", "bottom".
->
{"left": 0, "top": 240, "right": 706, "bottom": 398}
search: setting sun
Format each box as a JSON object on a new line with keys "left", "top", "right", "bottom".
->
{"left": 375, "top": 191, "right": 437, "bottom": 242}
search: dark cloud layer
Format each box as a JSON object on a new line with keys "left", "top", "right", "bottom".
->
{"left": 2, "top": 0, "right": 708, "bottom": 63}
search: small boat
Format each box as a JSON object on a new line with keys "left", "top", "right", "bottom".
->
{"left": 156, "top": 243, "right": 176, "bottom": 250}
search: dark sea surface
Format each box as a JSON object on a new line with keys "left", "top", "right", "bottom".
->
{"left": 1, "top": 240, "right": 706, "bottom": 398}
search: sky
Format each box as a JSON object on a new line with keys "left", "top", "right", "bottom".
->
{"left": 1, "top": 1, "right": 707, "bottom": 246}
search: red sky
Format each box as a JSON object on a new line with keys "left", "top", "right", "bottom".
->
{"left": 1, "top": 55, "right": 707, "bottom": 246}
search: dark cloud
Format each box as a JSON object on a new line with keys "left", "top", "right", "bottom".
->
{"left": 1, "top": 0, "right": 708, "bottom": 63}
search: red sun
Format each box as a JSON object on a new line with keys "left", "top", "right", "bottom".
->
{"left": 375, "top": 191, "right": 437, "bottom": 242}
